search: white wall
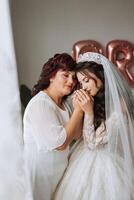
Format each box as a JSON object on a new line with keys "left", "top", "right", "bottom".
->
{"left": 11, "top": 0, "right": 134, "bottom": 89}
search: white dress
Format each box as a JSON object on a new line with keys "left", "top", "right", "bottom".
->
{"left": 23, "top": 91, "right": 71, "bottom": 200}
{"left": 54, "top": 113, "right": 134, "bottom": 200}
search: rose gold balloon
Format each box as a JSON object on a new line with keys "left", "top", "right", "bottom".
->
{"left": 72, "top": 40, "right": 104, "bottom": 61}
{"left": 106, "top": 40, "right": 134, "bottom": 85}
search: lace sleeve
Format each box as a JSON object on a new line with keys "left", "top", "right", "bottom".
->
{"left": 83, "top": 114, "right": 96, "bottom": 150}
{"left": 83, "top": 113, "right": 118, "bottom": 150}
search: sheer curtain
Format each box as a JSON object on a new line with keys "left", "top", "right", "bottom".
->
{"left": 0, "top": 0, "right": 25, "bottom": 199}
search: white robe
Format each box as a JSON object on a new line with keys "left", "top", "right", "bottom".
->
{"left": 23, "top": 91, "right": 71, "bottom": 200}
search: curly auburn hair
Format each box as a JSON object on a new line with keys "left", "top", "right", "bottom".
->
{"left": 75, "top": 61, "right": 105, "bottom": 130}
{"left": 31, "top": 53, "right": 76, "bottom": 96}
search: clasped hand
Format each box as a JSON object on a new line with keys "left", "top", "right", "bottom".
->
{"left": 72, "top": 89, "right": 94, "bottom": 115}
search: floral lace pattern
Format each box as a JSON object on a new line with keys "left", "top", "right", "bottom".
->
{"left": 83, "top": 113, "right": 118, "bottom": 150}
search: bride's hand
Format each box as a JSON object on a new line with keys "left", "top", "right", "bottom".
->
{"left": 71, "top": 92, "right": 83, "bottom": 114}
{"left": 74, "top": 89, "right": 94, "bottom": 116}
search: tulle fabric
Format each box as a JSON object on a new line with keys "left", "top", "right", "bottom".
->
{"left": 54, "top": 140, "right": 134, "bottom": 200}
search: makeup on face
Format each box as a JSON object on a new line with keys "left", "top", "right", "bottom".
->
{"left": 50, "top": 70, "right": 77, "bottom": 95}
{"left": 77, "top": 71, "right": 103, "bottom": 96}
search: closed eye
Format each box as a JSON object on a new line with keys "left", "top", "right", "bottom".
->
{"left": 62, "top": 73, "right": 69, "bottom": 78}
{"left": 83, "top": 77, "right": 89, "bottom": 82}
{"left": 64, "top": 74, "right": 69, "bottom": 77}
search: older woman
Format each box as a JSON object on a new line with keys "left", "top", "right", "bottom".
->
{"left": 23, "top": 53, "right": 83, "bottom": 200}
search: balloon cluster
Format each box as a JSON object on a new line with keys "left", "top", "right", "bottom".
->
{"left": 72, "top": 40, "right": 134, "bottom": 86}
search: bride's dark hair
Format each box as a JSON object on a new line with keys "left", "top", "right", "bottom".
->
{"left": 31, "top": 53, "right": 76, "bottom": 96}
{"left": 75, "top": 61, "right": 105, "bottom": 130}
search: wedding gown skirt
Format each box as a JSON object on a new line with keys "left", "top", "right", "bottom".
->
{"left": 54, "top": 140, "right": 134, "bottom": 200}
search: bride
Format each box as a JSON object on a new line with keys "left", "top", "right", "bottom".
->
{"left": 54, "top": 52, "right": 134, "bottom": 200}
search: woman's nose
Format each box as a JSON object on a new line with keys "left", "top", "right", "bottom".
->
{"left": 82, "top": 83, "right": 86, "bottom": 90}
{"left": 68, "top": 76, "right": 73, "bottom": 84}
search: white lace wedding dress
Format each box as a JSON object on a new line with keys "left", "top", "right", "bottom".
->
{"left": 54, "top": 113, "right": 134, "bottom": 200}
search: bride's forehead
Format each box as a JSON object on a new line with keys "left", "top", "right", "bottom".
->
{"left": 77, "top": 71, "right": 98, "bottom": 81}
{"left": 76, "top": 72, "right": 87, "bottom": 80}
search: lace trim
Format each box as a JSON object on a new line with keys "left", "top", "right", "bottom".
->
{"left": 83, "top": 114, "right": 108, "bottom": 150}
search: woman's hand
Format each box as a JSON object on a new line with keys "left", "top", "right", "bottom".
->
{"left": 72, "top": 92, "right": 83, "bottom": 114}
{"left": 74, "top": 89, "right": 94, "bottom": 116}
